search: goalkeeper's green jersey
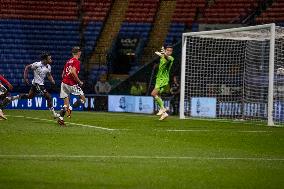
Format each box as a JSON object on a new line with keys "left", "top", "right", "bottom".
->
{"left": 155, "top": 55, "right": 174, "bottom": 87}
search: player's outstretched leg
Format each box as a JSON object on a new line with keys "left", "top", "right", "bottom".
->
{"left": 44, "top": 92, "right": 59, "bottom": 119}
{"left": 0, "top": 94, "right": 20, "bottom": 120}
{"left": 0, "top": 109, "right": 7, "bottom": 120}
{"left": 58, "top": 105, "right": 67, "bottom": 126}
{"left": 0, "top": 98, "right": 9, "bottom": 120}
{"left": 159, "top": 112, "right": 169, "bottom": 120}
{"left": 69, "top": 95, "right": 85, "bottom": 118}
{"left": 151, "top": 88, "right": 167, "bottom": 119}
{"left": 57, "top": 96, "right": 71, "bottom": 126}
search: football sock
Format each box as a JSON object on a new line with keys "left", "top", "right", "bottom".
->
{"left": 73, "top": 100, "right": 81, "bottom": 108}
{"left": 49, "top": 107, "right": 56, "bottom": 115}
{"left": 0, "top": 97, "right": 11, "bottom": 109}
{"left": 59, "top": 105, "right": 67, "bottom": 117}
{"left": 155, "top": 96, "right": 164, "bottom": 109}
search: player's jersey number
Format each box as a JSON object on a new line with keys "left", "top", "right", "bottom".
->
{"left": 65, "top": 65, "right": 72, "bottom": 76}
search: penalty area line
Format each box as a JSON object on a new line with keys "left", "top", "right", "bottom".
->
{"left": 0, "top": 154, "right": 283, "bottom": 161}
{"left": 6, "top": 115, "right": 116, "bottom": 131}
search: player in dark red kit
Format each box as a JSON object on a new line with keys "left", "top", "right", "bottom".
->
{"left": 0, "top": 74, "right": 20, "bottom": 120}
{"left": 57, "top": 46, "right": 86, "bottom": 126}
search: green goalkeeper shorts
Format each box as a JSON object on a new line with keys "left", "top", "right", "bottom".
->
{"left": 155, "top": 83, "right": 168, "bottom": 93}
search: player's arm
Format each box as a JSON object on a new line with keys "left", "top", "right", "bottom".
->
{"left": 24, "top": 64, "right": 33, "bottom": 85}
{"left": 161, "top": 47, "right": 172, "bottom": 61}
{"left": 47, "top": 72, "right": 55, "bottom": 85}
{"left": 61, "top": 69, "right": 65, "bottom": 79}
{"left": 70, "top": 67, "right": 83, "bottom": 86}
{"left": 0, "top": 75, "right": 13, "bottom": 91}
{"left": 155, "top": 47, "right": 165, "bottom": 58}
{"left": 155, "top": 47, "right": 172, "bottom": 61}
{"left": 163, "top": 52, "right": 172, "bottom": 61}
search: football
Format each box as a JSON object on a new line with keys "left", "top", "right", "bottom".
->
{"left": 277, "top": 67, "right": 284, "bottom": 75}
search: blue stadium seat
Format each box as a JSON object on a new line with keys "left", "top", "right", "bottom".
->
{"left": 0, "top": 19, "right": 103, "bottom": 89}
{"left": 118, "top": 22, "right": 152, "bottom": 40}
{"left": 165, "top": 23, "right": 186, "bottom": 44}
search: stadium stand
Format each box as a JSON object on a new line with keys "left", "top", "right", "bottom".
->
{"left": 83, "top": 0, "right": 112, "bottom": 22}
{"left": 140, "top": 0, "right": 176, "bottom": 67}
{"left": 0, "top": 0, "right": 112, "bottom": 90}
{"left": 199, "top": 0, "right": 259, "bottom": 24}
{"left": 0, "top": 0, "right": 274, "bottom": 92}
{"left": 165, "top": 0, "right": 206, "bottom": 44}
{"left": 101, "top": 0, "right": 160, "bottom": 82}
{"left": 118, "top": 0, "right": 159, "bottom": 41}
{"left": 88, "top": 0, "right": 129, "bottom": 86}
{"left": 256, "top": 0, "right": 284, "bottom": 24}
{"left": 0, "top": 0, "right": 77, "bottom": 20}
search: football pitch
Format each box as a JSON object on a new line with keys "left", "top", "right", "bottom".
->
{"left": 0, "top": 110, "right": 284, "bottom": 189}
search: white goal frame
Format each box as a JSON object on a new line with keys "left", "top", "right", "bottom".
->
{"left": 179, "top": 23, "right": 276, "bottom": 126}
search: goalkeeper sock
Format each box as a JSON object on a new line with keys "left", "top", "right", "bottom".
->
{"left": 155, "top": 96, "right": 164, "bottom": 109}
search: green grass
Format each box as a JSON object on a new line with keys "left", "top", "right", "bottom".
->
{"left": 0, "top": 110, "right": 284, "bottom": 189}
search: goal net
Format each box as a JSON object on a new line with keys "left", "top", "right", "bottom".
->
{"left": 179, "top": 24, "right": 284, "bottom": 126}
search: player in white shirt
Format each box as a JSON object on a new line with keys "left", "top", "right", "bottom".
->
{"left": 20, "top": 52, "right": 59, "bottom": 118}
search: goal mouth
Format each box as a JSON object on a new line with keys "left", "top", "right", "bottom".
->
{"left": 180, "top": 24, "right": 284, "bottom": 126}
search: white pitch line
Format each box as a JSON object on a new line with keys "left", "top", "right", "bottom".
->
{"left": 7, "top": 115, "right": 116, "bottom": 131}
{"left": 0, "top": 154, "right": 283, "bottom": 161}
{"left": 65, "top": 121, "right": 115, "bottom": 131}
{"left": 6, "top": 115, "right": 275, "bottom": 133}
{"left": 237, "top": 130, "right": 272, "bottom": 133}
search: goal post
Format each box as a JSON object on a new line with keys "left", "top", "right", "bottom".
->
{"left": 180, "top": 23, "right": 284, "bottom": 126}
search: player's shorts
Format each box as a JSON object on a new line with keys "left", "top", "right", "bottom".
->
{"left": 31, "top": 84, "right": 48, "bottom": 96}
{"left": 60, "top": 82, "right": 84, "bottom": 99}
{"left": 155, "top": 83, "right": 168, "bottom": 94}
{"left": 155, "top": 78, "right": 169, "bottom": 94}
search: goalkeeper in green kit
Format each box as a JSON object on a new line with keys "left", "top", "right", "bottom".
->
{"left": 151, "top": 45, "right": 174, "bottom": 120}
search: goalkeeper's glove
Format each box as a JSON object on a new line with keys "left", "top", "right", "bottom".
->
{"left": 161, "top": 46, "right": 165, "bottom": 54}
{"left": 155, "top": 46, "right": 166, "bottom": 57}
{"left": 155, "top": 51, "right": 163, "bottom": 57}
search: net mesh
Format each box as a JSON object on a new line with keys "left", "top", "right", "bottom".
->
{"left": 182, "top": 26, "right": 284, "bottom": 124}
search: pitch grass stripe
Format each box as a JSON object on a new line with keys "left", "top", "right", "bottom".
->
{"left": 237, "top": 130, "right": 272, "bottom": 133}
{"left": 166, "top": 129, "right": 272, "bottom": 133}
{"left": 166, "top": 129, "right": 211, "bottom": 132}
{"left": 6, "top": 115, "right": 274, "bottom": 133}
{"left": 7, "top": 115, "right": 116, "bottom": 131}
{"left": 0, "top": 154, "right": 283, "bottom": 161}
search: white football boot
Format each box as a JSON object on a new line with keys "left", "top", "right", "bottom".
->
{"left": 0, "top": 109, "right": 7, "bottom": 120}
{"left": 159, "top": 112, "right": 169, "bottom": 121}
{"left": 156, "top": 108, "right": 167, "bottom": 116}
